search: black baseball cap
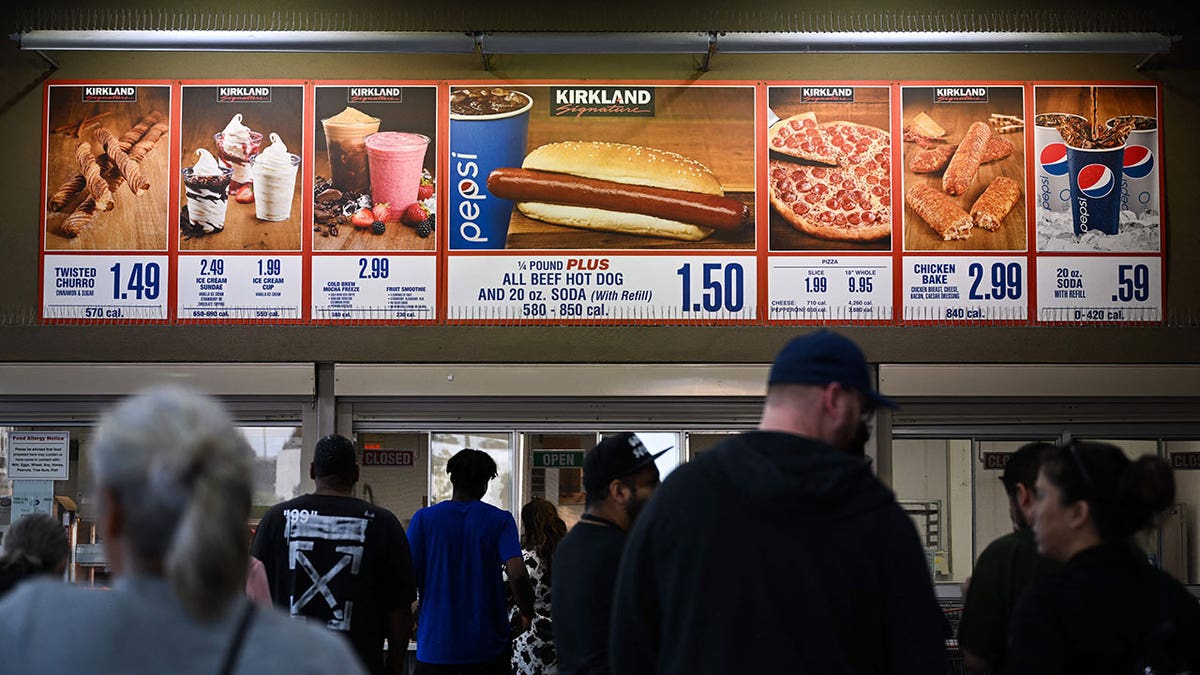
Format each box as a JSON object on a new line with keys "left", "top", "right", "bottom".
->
{"left": 768, "top": 330, "right": 896, "bottom": 410}
{"left": 583, "top": 432, "right": 669, "bottom": 494}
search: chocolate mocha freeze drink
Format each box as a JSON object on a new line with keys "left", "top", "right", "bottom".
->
{"left": 321, "top": 106, "right": 381, "bottom": 193}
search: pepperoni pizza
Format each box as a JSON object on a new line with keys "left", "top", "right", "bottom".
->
{"left": 768, "top": 114, "right": 892, "bottom": 242}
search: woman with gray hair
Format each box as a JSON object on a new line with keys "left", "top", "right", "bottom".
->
{"left": 0, "top": 385, "right": 368, "bottom": 675}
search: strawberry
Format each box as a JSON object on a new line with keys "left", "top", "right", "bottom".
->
{"left": 417, "top": 183, "right": 434, "bottom": 201}
{"left": 372, "top": 202, "right": 391, "bottom": 222}
{"left": 350, "top": 207, "right": 376, "bottom": 229}
{"left": 233, "top": 185, "right": 254, "bottom": 204}
{"left": 401, "top": 202, "right": 431, "bottom": 227}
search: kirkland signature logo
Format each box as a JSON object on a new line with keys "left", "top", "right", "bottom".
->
{"left": 218, "top": 87, "right": 272, "bottom": 103}
{"left": 82, "top": 86, "right": 137, "bottom": 102}
{"left": 551, "top": 87, "right": 655, "bottom": 117}
{"left": 349, "top": 87, "right": 404, "bottom": 103}
{"left": 935, "top": 87, "right": 989, "bottom": 102}
{"left": 801, "top": 87, "right": 855, "bottom": 102}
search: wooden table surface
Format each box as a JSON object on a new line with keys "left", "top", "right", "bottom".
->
{"left": 505, "top": 86, "right": 756, "bottom": 250}
{"left": 766, "top": 87, "right": 892, "bottom": 252}
{"left": 178, "top": 86, "right": 305, "bottom": 252}
{"left": 44, "top": 86, "right": 172, "bottom": 251}
{"left": 901, "top": 87, "right": 1027, "bottom": 252}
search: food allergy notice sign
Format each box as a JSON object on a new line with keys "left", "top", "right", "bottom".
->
{"left": 6, "top": 431, "right": 71, "bottom": 480}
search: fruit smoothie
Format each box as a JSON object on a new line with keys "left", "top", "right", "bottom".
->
{"left": 250, "top": 132, "right": 301, "bottom": 221}
{"left": 364, "top": 132, "right": 430, "bottom": 220}
{"left": 321, "top": 107, "right": 381, "bottom": 194}
{"left": 213, "top": 113, "right": 262, "bottom": 192}
{"left": 181, "top": 148, "right": 232, "bottom": 234}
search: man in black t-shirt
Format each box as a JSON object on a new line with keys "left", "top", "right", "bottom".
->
{"left": 959, "top": 441, "right": 1061, "bottom": 674}
{"left": 252, "top": 434, "right": 416, "bottom": 675}
{"left": 552, "top": 433, "right": 664, "bottom": 675}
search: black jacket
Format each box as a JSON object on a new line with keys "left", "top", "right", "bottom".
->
{"left": 610, "top": 430, "right": 947, "bottom": 675}
{"left": 1008, "top": 543, "right": 1200, "bottom": 675}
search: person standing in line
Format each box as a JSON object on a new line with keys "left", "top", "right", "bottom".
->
{"left": 552, "top": 432, "right": 664, "bottom": 675}
{"left": 610, "top": 330, "right": 946, "bottom": 675}
{"left": 1008, "top": 440, "right": 1200, "bottom": 675}
{"left": 406, "top": 448, "right": 536, "bottom": 675}
{"left": 0, "top": 512, "right": 69, "bottom": 598}
{"left": 252, "top": 434, "right": 416, "bottom": 675}
{"left": 959, "top": 441, "right": 1061, "bottom": 674}
{"left": 0, "top": 385, "right": 368, "bottom": 675}
{"left": 510, "top": 497, "right": 568, "bottom": 674}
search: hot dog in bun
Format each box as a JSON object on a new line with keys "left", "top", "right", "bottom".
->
{"left": 486, "top": 141, "right": 749, "bottom": 241}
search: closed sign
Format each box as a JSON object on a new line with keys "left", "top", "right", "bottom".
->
{"left": 362, "top": 449, "right": 414, "bottom": 466}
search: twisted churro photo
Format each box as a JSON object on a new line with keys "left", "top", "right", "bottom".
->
{"left": 43, "top": 85, "right": 172, "bottom": 251}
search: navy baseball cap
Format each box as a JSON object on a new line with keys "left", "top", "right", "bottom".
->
{"left": 583, "top": 433, "right": 669, "bottom": 494}
{"left": 768, "top": 330, "right": 896, "bottom": 410}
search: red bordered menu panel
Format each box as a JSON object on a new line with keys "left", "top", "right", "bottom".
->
{"left": 175, "top": 81, "right": 308, "bottom": 323}
{"left": 442, "top": 82, "right": 758, "bottom": 324}
{"left": 40, "top": 81, "right": 173, "bottom": 322}
{"left": 310, "top": 82, "right": 440, "bottom": 323}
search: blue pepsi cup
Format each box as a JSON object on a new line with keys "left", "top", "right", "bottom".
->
{"left": 1066, "top": 142, "right": 1125, "bottom": 236}
{"left": 448, "top": 89, "right": 533, "bottom": 249}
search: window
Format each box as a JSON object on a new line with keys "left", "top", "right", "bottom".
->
{"left": 430, "top": 432, "right": 514, "bottom": 512}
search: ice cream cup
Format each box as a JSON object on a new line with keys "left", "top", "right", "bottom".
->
{"left": 182, "top": 165, "right": 233, "bottom": 234}
{"left": 250, "top": 150, "right": 302, "bottom": 222}
{"left": 214, "top": 130, "right": 263, "bottom": 192}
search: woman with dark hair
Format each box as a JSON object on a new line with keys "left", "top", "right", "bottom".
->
{"left": 511, "top": 497, "right": 567, "bottom": 674}
{"left": 0, "top": 512, "right": 69, "bottom": 598}
{"left": 1008, "top": 440, "right": 1200, "bottom": 675}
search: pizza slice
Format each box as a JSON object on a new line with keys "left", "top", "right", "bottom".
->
{"left": 769, "top": 159, "right": 891, "bottom": 242}
{"left": 768, "top": 112, "right": 839, "bottom": 165}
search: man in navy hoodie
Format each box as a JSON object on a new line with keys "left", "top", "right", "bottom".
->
{"left": 611, "top": 330, "right": 947, "bottom": 675}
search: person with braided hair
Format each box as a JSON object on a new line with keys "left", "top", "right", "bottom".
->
{"left": 1008, "top": 440, "right": 1200, "bottom": 675}
{"left": 0, "top": 385, "right": 367, "bottom": 675}
{"left": 510, "top": 497, "right": 568, "bottom": 674}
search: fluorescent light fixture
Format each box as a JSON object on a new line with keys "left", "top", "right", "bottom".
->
{"left": 11, "top": 29, "right": 1174, "bottom": 55}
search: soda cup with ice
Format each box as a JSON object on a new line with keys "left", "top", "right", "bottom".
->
{"left": 1105, "top": 115, "right": 1158, "bottom": 220}
{"left": 1034, "top": 113, "right": 1085, "bottom": 214}
{"left": 1066, "top": 142, "right": 1124, "bottom": 237}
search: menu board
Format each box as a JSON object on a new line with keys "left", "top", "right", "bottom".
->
{"left": 37, "top": 80, "right": 1165, "bottom": 325}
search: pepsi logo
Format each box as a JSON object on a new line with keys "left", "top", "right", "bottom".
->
{"left": 1077, "top": 163, "right": 1116, "bottom": 199}
{"left": 1039, "top": 143, "right": 1069, "bottom": 176}
{"left": 1122, "top": 145, "right": 1155, "bottom": 179}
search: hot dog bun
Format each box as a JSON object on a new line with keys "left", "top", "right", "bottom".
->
{"left": 512, "top": 141, "right": 729, "bottom": 241}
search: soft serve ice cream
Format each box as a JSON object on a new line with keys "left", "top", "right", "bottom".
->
{"left": 214, "top": 113, "right": 263, "bottom": 191}
{"left": 181, "top": 148, "right": 232, "bottom": 235}
{"left": 250, "top": 132, "right": 301, "bottom": 222}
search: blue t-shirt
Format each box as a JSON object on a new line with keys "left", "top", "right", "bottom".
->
{"left": 407, "top": 499, "right": 522, "bottom": 664}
